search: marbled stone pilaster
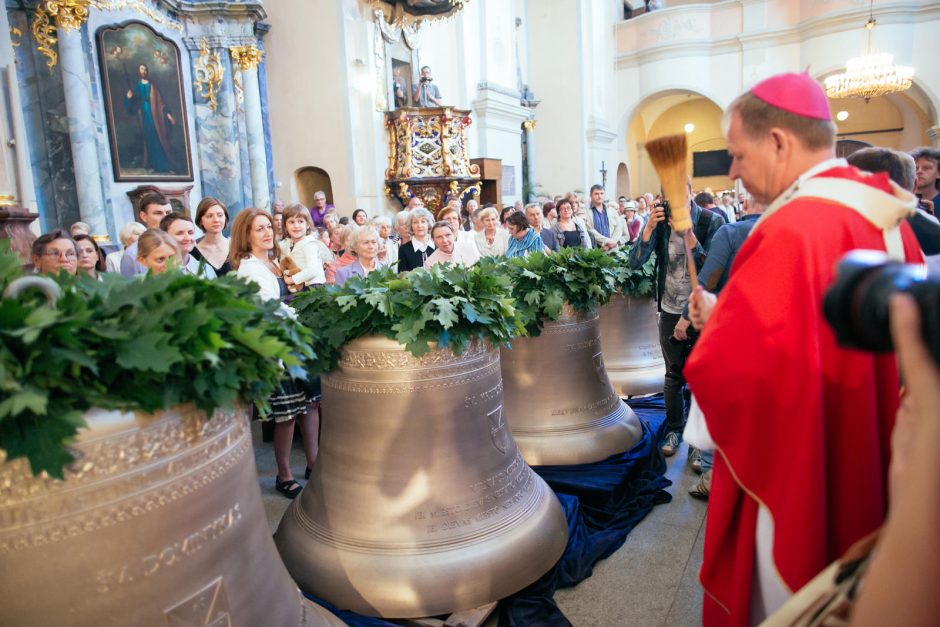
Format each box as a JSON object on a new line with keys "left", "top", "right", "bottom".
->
{"left": 240, "top": 64, "right": 269, "bottom": 209}
{"left": 189, "top": 46, "right": 244, "bottom": 216}
{"left": 57, "top": 26, "right": 108, "bottom": 237}
{"left": 928, "top": 126, "right": 940, "bottom": 149}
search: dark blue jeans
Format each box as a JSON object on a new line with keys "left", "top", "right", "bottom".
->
{"left": 658, "top": 311, "right": 692, "bottom": 434}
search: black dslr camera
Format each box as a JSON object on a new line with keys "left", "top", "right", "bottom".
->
{"left": 420, "top": 76, "right": 431, "bottom": 83}
{"left": 823, "top": 250, "right": 940, "bottom": 362}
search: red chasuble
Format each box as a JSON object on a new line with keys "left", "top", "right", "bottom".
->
{"left": 684, "top": 166, "right": 924, "bottom": 626}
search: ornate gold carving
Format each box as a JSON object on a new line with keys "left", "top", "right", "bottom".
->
{"left": 30, "top": 0, "right": 92, "bottom": 69}
{"left": 522, "top": 119, "right": 537, "bottom": 131}
{"left": 9, "top": 26, "right": 21, "bottom": 49}
{"left": 194, "top": 38, "right": 224, "bottom": 113}
{"left": 97, "top": 1, "right": 183, "bottom": 31}
{"left": 229, "top": 44, "right": 263, "bottom": 72}
{"left": 29, "top": 1, "right": 183, "bottom": 70}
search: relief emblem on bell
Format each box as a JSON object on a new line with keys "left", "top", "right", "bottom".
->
{"left": 488, "top": 404, "right": 510, "bottom": 453}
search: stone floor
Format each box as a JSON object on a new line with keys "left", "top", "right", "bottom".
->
{"left": 254, "top": 422, "right": 707, "bottom": 627}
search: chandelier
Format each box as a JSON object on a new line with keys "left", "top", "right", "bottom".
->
{"left": 824, "top": 1, "right": 913, "bottom": 103}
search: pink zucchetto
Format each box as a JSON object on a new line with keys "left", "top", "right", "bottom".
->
{"left": 750, "top": 72, "right": 832, "bottom": 121}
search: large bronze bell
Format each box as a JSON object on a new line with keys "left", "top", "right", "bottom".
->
{"left": 0, "top": 405, "right": 343, "bottom": 627}
{"left": 500, "top": 305, "right": 643, "bottom": 466}
{"left": 276, "top": 336, "right": 568, "bottom": 618}
{"left": 598, "top": 293, "right": 666, "bottom": 396}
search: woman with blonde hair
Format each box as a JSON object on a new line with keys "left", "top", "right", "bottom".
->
{"left": 473, "top": 206, "right": 509, "bottom": 257}
{"left": 326, "top": 224, "right": 356, "bottom": 284}
{"left": 281, "top": 203, "right": 327, "bottom": 289}
{"left": 106, "top": 222, "right": 146, "bottom": 273}
{"left": 136, "top": 228, "right": 182, "bottom": 275}
{"left": 229, "top": 208, "right": 320, "bottom": 500}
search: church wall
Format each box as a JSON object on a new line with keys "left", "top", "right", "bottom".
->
{"left": 265, "top": 0, "right": 357, "bottom": 215}
{"left": 526, "top": 0, "right": 585, "bottom": 196}
{"left": 609, "top": 0, "right": 940, "bottom": 197}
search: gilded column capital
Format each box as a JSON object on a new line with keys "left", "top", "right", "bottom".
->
{"left": 31, "top": 0, "right": 94, "bottom": 69}
{"left": 522, "top": 119, "right": 537, "bottom": 132}
{"left": 229, "top": 45, "right": 264, "bottom": 72}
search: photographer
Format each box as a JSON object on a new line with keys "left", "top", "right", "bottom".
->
{"left": 412, "top": 66, "right": 443, "bottom": 107}
{"left": 627, "top": 180, "right": 723, "bottom": 458}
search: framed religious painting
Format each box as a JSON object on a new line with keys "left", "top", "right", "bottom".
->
{"left": 96, "top": 21, "right": 193, "bottom": 182}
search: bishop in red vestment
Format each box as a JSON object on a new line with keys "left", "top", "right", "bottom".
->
{"left": 683, "top": 73, "right": 925, "bottom": 626}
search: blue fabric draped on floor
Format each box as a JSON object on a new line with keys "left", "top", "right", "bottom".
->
{"left": 304, "top": 395, "right": 672, "bottom": 626}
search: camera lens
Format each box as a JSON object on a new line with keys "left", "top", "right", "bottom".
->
{"left": 823, "top": 250, "right": 940, "bottom": 359}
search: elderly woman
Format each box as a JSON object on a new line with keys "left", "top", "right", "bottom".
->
{"left": 505, "top": 212, "right": 547, "bottom": 258}
{"left": 74, "top": 234, "right": 106, "bottom": 279}
{"left": 326, "top": 224, "right": 356, "bottom": 284}
{"left": 474, "top": 206, "right": 510, "bottom": 257}
{"left": 31, "top": 229, "right": 79, "bottom": 276}
{"left": 437, "top": 205, "right": 481, "bottom": 259}
{"left": 551, "top": 197, "right": 592, "bottom": 249}
{"left": 335, "top": 225, "right": 387, "bottom": 285}
{"left": 373, "top": 215, "right": 399, "bottom": 265}
{"left": 424, "top": 221, "right": 479, "bottom": 268}
{"left": 393, "top": 210, "right": 411, "bottom": 245}
{"left": 462, "top": 198, "right": 478, "bottom": 231}
{"left": 229, "top": 208, "right": 320, "bottom": 500}
{"left": 135, "top": 229, "right": 181, "bottom": 275}
{"left": 281, "top": 203, "right": 327, "bottom": 289}
{"left": 542, "top": 201, "right": 557, "bottom": 229}
{"left": 160, "top": 212, "right": 217, "bottom": 278}
{"left": 191, "top": 197, "right": 231, "bottom": 275}
{"left": 397, "top": 207, "right": 436, "bottom": 272}
{"left": 105, "top": 222, "right": 145, "bottom": 273}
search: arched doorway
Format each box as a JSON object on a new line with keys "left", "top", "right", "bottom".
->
{"left": 625, "top": 90, "right": 727, "bottom": 196}
{"left": 294, "top": 167, "right": 334, "bottom": 208}
{"left": 616, "top": 163, "right": 630, "bottom": 199}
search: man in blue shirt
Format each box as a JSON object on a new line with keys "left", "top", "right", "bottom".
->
{"left": 585, "top": 184, "right": 623, "bottom": 250}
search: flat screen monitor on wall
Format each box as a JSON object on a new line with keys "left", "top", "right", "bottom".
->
{"left": 693, "top": 150, "right": 733, "bottom": 177}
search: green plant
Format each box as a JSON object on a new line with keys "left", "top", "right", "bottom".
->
{"left": 0, "top": 244, "right": 314, "bottom": 478}
{"left": 291, "top": 262, "right": 524, "bottom": 374}
{"left": 610, "top": 247, "right": 657, "bottom": 298}
{"left": 496, "top": 248, "right": 621, "bottom": 335}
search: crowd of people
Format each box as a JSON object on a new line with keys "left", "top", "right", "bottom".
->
{"left": 23, "top": 70, "right": 940, "bottom": 624}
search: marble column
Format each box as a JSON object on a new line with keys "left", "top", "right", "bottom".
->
{"left": 928, "top": 125, "right": 940, "bottom": 149}
{"left": 232, "top": 46, "right": 269, "bottom": 210}
{"left": 523, "top": 119, "right": 536, "bottom": 202}
{"left": 58, "top": 26, "right": 108, "bottom": 238}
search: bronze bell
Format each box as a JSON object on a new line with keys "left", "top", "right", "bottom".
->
{"left": 275, "top": 336, "right": 568, "bottom": 618}
{"left": 0, "top": 405, "right": 344, "bottom": 627}
{"left": 500, "top": 305, "right": 643, "bottom": 466}
{"left": 598, "top": 294, "right": 666, "bottom": 396}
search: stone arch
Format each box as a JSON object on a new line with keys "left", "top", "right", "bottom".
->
{"left": 616, "top": 163, "right": 630, "bottom": 199}
{"left": 622, "top": 89, "right": 727, "bottom": 196}
{"left": 294, "top": 167, "right": 334, "bottom": 209}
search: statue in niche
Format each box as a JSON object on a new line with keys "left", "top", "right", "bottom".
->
{"left": 97, "top": 21, "right": 193, "bottom": 182}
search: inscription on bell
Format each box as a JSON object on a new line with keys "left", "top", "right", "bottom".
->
{"left": 94, "top": 504, "right": 242, "bottom": 594}
{"left": 550, "top": 392, "right": 619, "bottom": 417}
{"left": 488, "top": 404, "right": 510, "bottom": 453}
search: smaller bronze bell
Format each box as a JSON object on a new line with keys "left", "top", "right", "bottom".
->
{"left": 500, "top": 305, "right": 643, "bottom": 466}
{"left": 599, "top": 293, "right": 666, "bottom": 396}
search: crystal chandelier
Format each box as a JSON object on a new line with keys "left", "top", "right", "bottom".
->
{"left": 824, "top": 1, "right": 914, "bottom": 103}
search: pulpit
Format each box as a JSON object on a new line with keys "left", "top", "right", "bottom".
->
{"left": 384, "top": 107, "right": 481, "bottom": 214}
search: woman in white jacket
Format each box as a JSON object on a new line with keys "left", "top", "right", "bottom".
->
{"left": 280, "top": 204, "right": 327, "bottom": 289}
{"left": 230, "top": 208, "right": 320, "bottom": 500}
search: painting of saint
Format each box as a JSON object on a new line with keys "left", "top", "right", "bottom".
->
{"left": 97, "top": 22, "right": 192, "bottom": 181}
